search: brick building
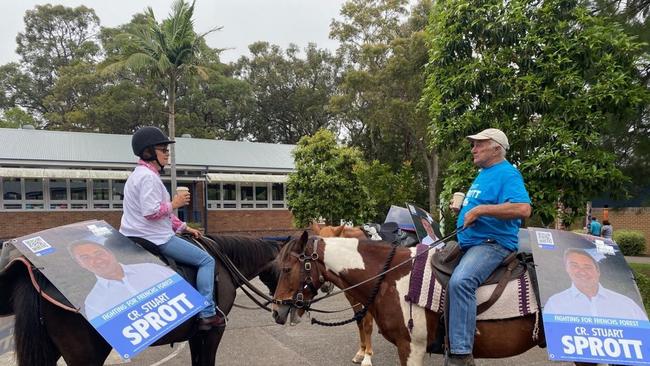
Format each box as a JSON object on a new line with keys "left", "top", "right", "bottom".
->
{"left": 0, "top": 127, "right": 297, "bottom": 240}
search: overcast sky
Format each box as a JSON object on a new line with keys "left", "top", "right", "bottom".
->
{"left": 0, "top": 0, "right": 348, "bottom": 65}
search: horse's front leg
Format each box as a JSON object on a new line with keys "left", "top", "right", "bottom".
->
{"left": 359, "top": 313, "right": 374, "bottom": 366}
{"left": 189, "top": 327, "right": 225, "bottom": 366}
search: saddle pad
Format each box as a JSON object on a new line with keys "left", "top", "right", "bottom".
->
{"left": 405, "top": 244, "right": 539, "bottom": 320}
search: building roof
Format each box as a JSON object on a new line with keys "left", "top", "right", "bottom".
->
{"left": 0, "top": 128, "right": 295, "bottom": 173}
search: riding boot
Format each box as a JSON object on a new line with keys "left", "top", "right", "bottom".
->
{"left": 198, "top": 278, "right": 226, "bottom": 330}
{"left": 443, "top": 354, "right": 475, "bottom": 366}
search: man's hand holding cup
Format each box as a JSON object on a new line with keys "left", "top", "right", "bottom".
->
{"left": 450, "top": 192, "right": 465, "bottom": 214}
{"left": 172, "top": 186, "right": 190, "bottom": 209}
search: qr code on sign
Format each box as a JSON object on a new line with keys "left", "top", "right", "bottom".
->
{"left": 535, "top": 231, "right": 554, "bottom": 246}
{"left": 22, "top": 236, "right": 52, "bottom": 254}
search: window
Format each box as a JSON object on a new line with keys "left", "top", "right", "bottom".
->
{"left": 207, "top": 183, "right": 221, "bottom": 209}
{"left": 3, "top": 178, "right": 22, "bottom": 209}
{"left": 223, "top": 183, "right": 237, "bottom": 208}
{"left": 206, "top": 181, "right": 286, "bottom": 210}
{"left": 272, "top": 183, "right": 285, "bottom": 208}
{"left": 49, "top": 179, "right": 68, "bottom": 209}
{"left": 112, "top": 180, "right": 125, "bottom": 209}
{"left": 24, "top": 178, "right": 44, "bottom": 210}
{"left": 92, "top": 179, "right": 110, "bottom": 209}
{"left": 240, "top": 183, "right": 254, "bottom": 208}
{"left": 70, "top": 179, "right": 88, "bottom": 209}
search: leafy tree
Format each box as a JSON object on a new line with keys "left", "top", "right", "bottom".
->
{"left": 102, "top": 0, "right": 220, "bottom": 191}
{"left": 0, "top": 107, "right": 35, "bottom": 128}
{"left": 330, "top": 0, "right": 438, "bottom": 211}
{"left": 234, "top": 42, "right": 340, "bottom": 143}
{"left": 3, "top": 5, "right": 100, "bottom": 123}
{"left": 355, "top": 160, "right": 421, "bottom": 221}
{"left": 425, "top": 0, "right": 650, "bottom": 225}
{"left": 287, "top": 129, "right": 372, "bottom": 227}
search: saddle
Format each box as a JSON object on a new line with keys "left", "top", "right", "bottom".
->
{"left": 127, "top": 236, "right": 202, "bottom": 289}
{"left": 431, "top": 241, "right": 528, "bottom": 315}
{"left": 362, "top": 222, "right": 419, "bottom": 247}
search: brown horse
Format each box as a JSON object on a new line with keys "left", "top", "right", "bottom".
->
{"left": 2, "top": 235, "right": 281, "bottom": 366}
{"left": 311, "top": 222, "right": 375, "bottom": 366}
{"left": 273, "top": 232, "right": 582, "bottom": 366}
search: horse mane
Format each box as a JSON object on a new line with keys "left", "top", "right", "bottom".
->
{"left": 277, "top": 235, "right": 305, "bottom": 263}
{"left": 204, "top": 235, "right": 279, "bottom": 276}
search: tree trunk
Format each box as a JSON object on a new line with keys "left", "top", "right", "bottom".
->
{"left": 425, "top": 149, "right": 439, "bottom": 216}
{"left": 168, "top": 76, "right": 177, "bottom": 214}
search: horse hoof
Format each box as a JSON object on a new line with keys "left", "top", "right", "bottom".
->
{"left": 361, "top": 355, "right": 372, "bottom": 366}
{"left": 352, "top": 352, "right": 364, "bottom": 364}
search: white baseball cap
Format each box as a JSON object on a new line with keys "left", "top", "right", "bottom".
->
{"left": 466, "top": 128, "right": 509, "bottom": 150}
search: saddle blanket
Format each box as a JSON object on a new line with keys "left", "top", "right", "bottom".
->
{"left": 404, "top": 244, "right": 538, "bottom": 320}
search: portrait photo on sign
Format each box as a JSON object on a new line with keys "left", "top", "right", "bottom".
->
{"left": 406, "top": 203, "right": 442, "bottom": 245}
{"left": 530, "top": 228, "right": 646, "bottom": 318}
{"left": 11, "top": 221, "right": 175, "bottom": 318}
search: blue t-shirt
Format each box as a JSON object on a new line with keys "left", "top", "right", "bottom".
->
{"left": 457, "top": 160, "right": 531, "bottom": 251}
{"left": 590, "top": 220, "right": 602, "bottom": 236}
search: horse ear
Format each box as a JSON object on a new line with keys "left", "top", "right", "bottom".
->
{"left": 333, "top": 226, "right": 344, "bottom": 237}
{"left": 299, "top": 230, "right": 309, "bottom": 246}
{"left": 310, "top": 221, "right": 321, "bottom": 234}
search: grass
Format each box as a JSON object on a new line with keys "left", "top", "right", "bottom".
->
{"left": 629, "top": 263, "right": 650, "bottom": 314}
{"left": 630, "top": 262, "right": 650, "bottom": 278}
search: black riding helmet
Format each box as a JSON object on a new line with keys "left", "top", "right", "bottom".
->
{"left": 131, "top": 126, "right": 175, "bottom": 172}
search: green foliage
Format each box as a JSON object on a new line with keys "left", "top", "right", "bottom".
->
{"left": 287, "top": 129, "right": 372, "bottom": 227}
{"left": 425, "top": 0, "right": 650, "bottom": 225}
{"left": 3, "top": 4, "right": 100, "bottom": 122}
{"left": 234, "top": 42, "right": 339, "bottom": 143}
{"left": 614, "top": 230, "right": 647, "bottom": 256}
{"left": 355, "top": 160, "right": 420, "bottom": 222}
{"left": 0, "top": 107, "right": 35, "bottom": 128}
{"left": 631, "top": 269, "right": 650, "bottom": 314}
{"left": 330, "top": 0, "right": 437, "bottom": 210}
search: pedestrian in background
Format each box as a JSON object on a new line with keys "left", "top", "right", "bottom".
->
{"left": 601, "top": 220, "right": 613, "bottom": 239}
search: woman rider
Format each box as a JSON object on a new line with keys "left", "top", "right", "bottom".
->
{"left": 119, "top": 126, "right": 226, "bottom": 329}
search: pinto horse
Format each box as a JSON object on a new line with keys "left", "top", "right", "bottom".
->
{"left": 2, "top": 234, "right": 281, "bottom": 366}
{"left": 311, "top": 222, "right": 376, "bottom": 366}
{"left": 272, "top": 232, "right": 564, "bottom": 366}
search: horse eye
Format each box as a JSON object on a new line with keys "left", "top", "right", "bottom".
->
{"left": 282, "top": 267, "right": 291, "bottom": 273}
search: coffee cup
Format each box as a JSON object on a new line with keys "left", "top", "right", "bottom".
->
{"left": 451, "top": 192, "right": 465, "bottom": 210}
{"left": 176, "top": 186, "right": 190, "bottom": 196}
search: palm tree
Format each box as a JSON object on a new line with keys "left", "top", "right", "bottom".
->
{"left": 102, "top": 0, "right": 219, "bottom": 193}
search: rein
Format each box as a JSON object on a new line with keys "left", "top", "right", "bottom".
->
{"left": 188, "top": 236, "right": 277, "bottom": 312}
{"left": 275, "top": 230, "right": 459, "bottom": 323}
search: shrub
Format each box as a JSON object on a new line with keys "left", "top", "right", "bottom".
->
{"left": 632, "top": 270, "right": 650, "bottom": 315}
{"left": 613, "top": 230, "right": 647, "bottom": 256}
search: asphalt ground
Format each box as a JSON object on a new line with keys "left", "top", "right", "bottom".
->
{"left": 0, "top": 278, "right": 580, "bottom": 366}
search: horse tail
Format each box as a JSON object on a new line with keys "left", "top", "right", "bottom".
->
{"left": 13, "top": 270, "right": 59, "bottom": 366}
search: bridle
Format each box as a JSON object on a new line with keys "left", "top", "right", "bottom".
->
{"left": 276, "top": 236, "right": 325, "bottom": 310}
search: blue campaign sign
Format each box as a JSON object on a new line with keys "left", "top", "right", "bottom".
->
{"left": 543, "top": 313, "right": 649, "bottom": 365}
{"left": 9, "top": 220, "right": 208, "bottom": 360}
{"left": 0, "top": 316, "right": 14, "bottom": 356}
{"left": 90, "top": 274, "right": 206, "bottom": 358}
{"left": 529, "top": 228, "right": 650, "bottom": 365}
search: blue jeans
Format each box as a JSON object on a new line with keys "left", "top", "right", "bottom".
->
{"left": 448, "top": 242, "right": 512, "bottom": 354}
{"left": 159, "top": 235, "right": 216, "bottom": 318}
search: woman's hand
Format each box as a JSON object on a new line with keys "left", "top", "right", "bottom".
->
{"left": 171, "top": 191, "right": 190, "bottom": 209}
{"left": 185, "top": 226, "right": 202, "bottom": 238}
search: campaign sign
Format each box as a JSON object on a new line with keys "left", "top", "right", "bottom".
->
{"left": 529, "top": 228, "right": 649, "bottom": 365}
{"left": 0, "top": 316, "right": 14, "bottom": 356}
{"left": 9, "top": 220, "right": 207, "bottom": 360}
{"left": 406, "top": 203, "right": 442, "bottom": 245}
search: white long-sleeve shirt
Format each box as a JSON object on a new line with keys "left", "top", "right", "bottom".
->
{"left": 119, "top": 161, "right": 186, "bottom": 244}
